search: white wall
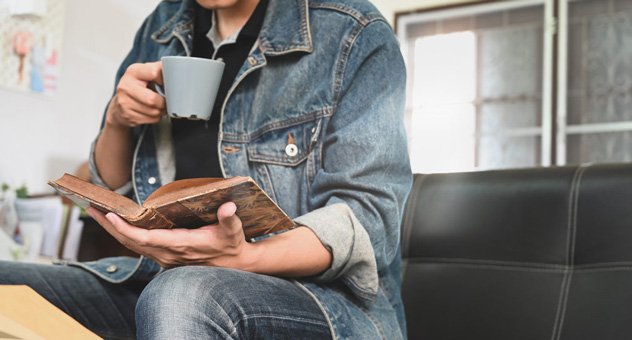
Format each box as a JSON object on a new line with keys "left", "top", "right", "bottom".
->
{"left": 0, "top": 0, "right": 159, "bottom": 194}
{"left": 0, "top": 0, "right": 466, "bottom": 194}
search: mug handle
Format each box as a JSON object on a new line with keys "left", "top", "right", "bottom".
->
{"left": 154, "top": 83, "right": 165, "bottom": 97}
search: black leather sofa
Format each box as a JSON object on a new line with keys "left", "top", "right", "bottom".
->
{"left": 400, "top": 163, "right": 632, "bottom": 340}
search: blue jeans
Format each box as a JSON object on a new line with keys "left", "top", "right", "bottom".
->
{"left": 0, "top": 261, "right": 332, "bottom": 339}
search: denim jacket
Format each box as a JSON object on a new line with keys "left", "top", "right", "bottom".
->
{"left": 77, "top": 0, "right": 412, "bottom": 338}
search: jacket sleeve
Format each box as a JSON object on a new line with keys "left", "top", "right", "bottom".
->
{"left": 88, "top": 2, "right": 173, "bottom": 193}
{"left": 295, "top": 19, "right": 412, "bottom": 300}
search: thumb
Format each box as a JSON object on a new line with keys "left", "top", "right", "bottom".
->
{"left": 105, "top": 212, "right": 118, "bottom": 226}
{"left": 217, "top": 202, "right": 242, "bottom": 235}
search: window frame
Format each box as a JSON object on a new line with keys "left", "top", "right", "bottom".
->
{"left": 396, "top": 0, "right": 557, "bottom": 170}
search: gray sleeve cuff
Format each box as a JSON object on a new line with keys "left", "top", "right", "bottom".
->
{"left": 88, "top": 137, "right": 133, "bottom": 195}
{"left": 294, "top": 203, "right": 378, "bottom": 300}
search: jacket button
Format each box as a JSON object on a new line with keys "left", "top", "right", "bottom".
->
{"left": 148, "top": 177, "right": 156, "bottom": 185}
{"left": 285, "top": 144, "right": 298, "bottom": 157}
{"left": 247, "top": 57, "right": 257, "bottom": 65}
{"left": 106, "top": 265, "right": 118, "bottom": 273}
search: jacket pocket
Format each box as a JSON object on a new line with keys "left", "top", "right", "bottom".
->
{"left": 246, "top": 117, "right": 323, "bottom": 216}
{"left": 247, "top": 118, "right": 322, "bottom": 167}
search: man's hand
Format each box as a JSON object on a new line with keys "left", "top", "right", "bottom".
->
{"left": 105, "top": 61, "right": 167, "bottom": 129}
{"left": 94, "top": 61, "right": 167, "bottom": 189}
{"left": 87, "top": 202, "right": 333, "bottom": 277}
{"left": 86, "top": 202, "right": 258, "bottom": 270}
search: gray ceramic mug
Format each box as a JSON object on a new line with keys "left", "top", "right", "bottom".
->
{"left": 157, "top": 56, "right": 225, "bottom": 120}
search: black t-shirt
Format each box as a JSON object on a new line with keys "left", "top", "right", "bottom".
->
{"left": 171, "top": 0, "right": 268, "bottom": 180}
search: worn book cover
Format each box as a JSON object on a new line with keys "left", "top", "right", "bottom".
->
{"left": 48, "top": 174, "right": 295, "bottom": 239}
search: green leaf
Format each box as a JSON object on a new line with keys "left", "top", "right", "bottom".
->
{"left": 15, "top": 184, "right": 28, "bottom": 199}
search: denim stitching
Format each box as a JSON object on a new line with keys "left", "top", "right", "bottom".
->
{"left": 340, "top": 275, "right": 376, "bottom": 301}
{"left": 172, "top": 29, "right": 191, "bottom": 57}
{"left": 150, "top": 12, "right": 180, "bottom": 43}
{"left": 332, "top": 23, "right": 361, "bottom": 106}
{"left": 249, "top": 151, "right": 308, "bottom": 164}
{"left": 341, "top": 286, "right": 387, "bottom": 340}
{"left": 132, "top": 126, "right": 148, "bottom": 205}
{"left": 237, "top": 314, "right": 330, "bottom": 327}
{"left": 292, "top": 281, "right": 337, "bottom": 340}
{"left": 256, "top": 162, "right": 278, "bottom": 204}
{"left": 222, "top": 108, "right": 334, "bottom": 143}
{"left": 309, "top": 2, "right": 386, "bottom": 27}
{"left": 259, "top": 0, "right": 313, "bottom": 55}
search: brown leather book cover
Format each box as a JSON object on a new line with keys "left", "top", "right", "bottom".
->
{"left": 48, "top": 174, "right": 295, "bottom": 239}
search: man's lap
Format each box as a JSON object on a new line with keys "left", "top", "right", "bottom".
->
{"left": 0, "top": 260, "right": 143, "bottom": 339}
{"left": 0, "top": 261, "right": 332, "bottom": 340}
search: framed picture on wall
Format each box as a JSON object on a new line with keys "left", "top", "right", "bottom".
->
{"left": 0, "top": 0, "right": 65, "bottom": 95}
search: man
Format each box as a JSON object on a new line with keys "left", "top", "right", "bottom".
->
{"left": 0, "top": 0, "right": 412, "bottom": 338}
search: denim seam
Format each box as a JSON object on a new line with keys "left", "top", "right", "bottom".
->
{"left": 256, "top": 162, "right": 278, "bottom": 204}
{"left": 237, "top": 314, "right": 330, "bottom": 327}
{"left": 342, "top": 287, "right": 387, "bottom": 340}
{"left": 150, "top": 13, "right": 180, "bottom": 43}
{"left": 292, "top": 281, "right": 337, "bottom": 340}
{"left": 340, "top": 275, "right": 376, "bottom": 301}
{"left": 172, "top": 29, "right": 192, "bottom": 57}
{"left": 201, "top": 314, "right": 237, "bottom": 339}
{"left": 93, "top": 283, "right": 136, "bottom": 335}
{"left": 132, "top": 126, "right": 148, "bottom": 204}
{"left": 331, "top": 23, "right": 361, "bottom": 106}
{"left": 222, "top": 108, "right": 334, "bottom": 143}
{"left": 65, "top": 257, "right": 146, "bottom": 284}
{"left": 38, "top": 270, "right": 73, "bottom": 318}
{"left": 249, "top": 152, "right": 309, "bottom": 165}
{"left": 259, "top": 0, "right": 313, "bottom": 55}
{"left": 309, "top": 2, "right": 385, "bottom": 27}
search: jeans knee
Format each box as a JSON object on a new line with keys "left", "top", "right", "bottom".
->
{"left": 135, "top": 266, "right": 239, "bottom": 339}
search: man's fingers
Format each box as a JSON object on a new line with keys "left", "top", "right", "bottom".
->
{"left": 122, "top": 84, "right": 166, "bottom": 111}
{"left": 85, "top": 207, "right": 129, "bottom": 245}
{"left": 217, "top": 202, "right": 243, "bottom": 237}
{"left": 126, "top": 61, "right": 163, "bottom": 83}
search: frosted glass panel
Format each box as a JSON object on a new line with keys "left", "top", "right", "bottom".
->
{"left": 480, "top": 27, "right": 540, "bottom": 98}
{"left": 567, "top": 0, "right": 632, "bottom": 125}
{"left": 567, "top": 131, "right": 632, "bottom": 164}
{"left": 480, "top": 101, "right": 541, "bottom": 133}
{"left": 478, "top": 135, "right": 541, "bottom": 169}
{"left": 403, "top": 3, "right": 545, "bottom": 172}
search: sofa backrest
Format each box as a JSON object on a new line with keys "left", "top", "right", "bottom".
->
{"left": 400, "top": 163, "right": 632, "bottom": 340}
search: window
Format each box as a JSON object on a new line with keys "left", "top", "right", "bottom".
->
{"left": 411, "top": 32, "right": 477, "bottom": 173}
{"left": 397, "top": 0, "right": 632, "bottom": 173}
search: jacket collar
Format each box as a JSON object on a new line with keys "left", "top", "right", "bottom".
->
{"left": 152, "top": 0, "right": 313, "bottom": 56}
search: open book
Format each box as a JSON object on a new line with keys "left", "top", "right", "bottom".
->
{"left": 48, "top": 174, "right": 295, "bottom": 239}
